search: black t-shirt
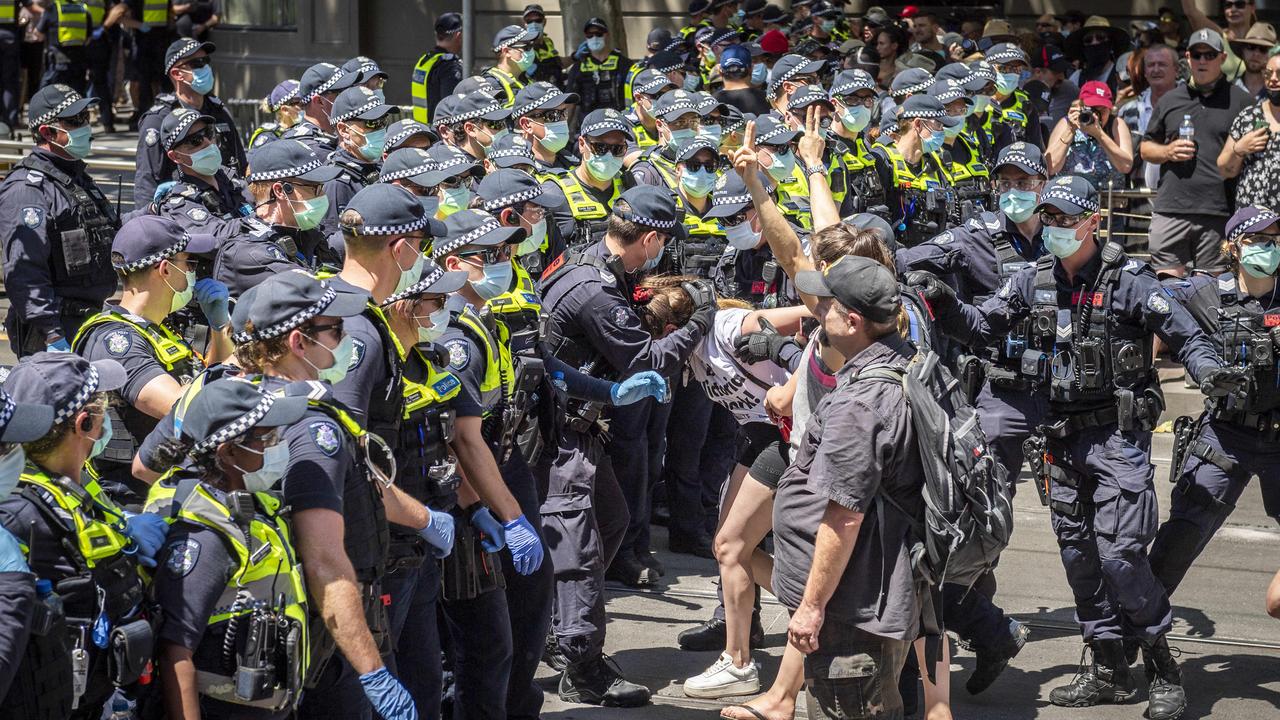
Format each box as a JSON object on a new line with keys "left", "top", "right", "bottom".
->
{"left": 1144, "top": 77, "right": 1253, "bottom": 216}
{"left": 715, "top": 87, "right": 771, "bottom": 116}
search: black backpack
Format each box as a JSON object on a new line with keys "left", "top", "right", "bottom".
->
{"left": 851, "top": 349, "right": 1014, "bottom": 590}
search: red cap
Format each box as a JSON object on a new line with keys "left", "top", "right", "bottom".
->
{"left": 759, "top": 29, "right": 789, "bottom": 55}
{"left": 900, "top": 5, "right": 919, "bottom": 18}
{"left": 1079, "top": 81, "right": 1114, "bottom": 108}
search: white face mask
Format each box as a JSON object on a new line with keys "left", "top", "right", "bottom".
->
{"left": 235, "top": 440, "right": 290, "bottom": 492}
{"left": 304, "top": 332, "right": 355, "bottom": 384}
{"left": 394, "top": 242, "right": 426, "bottom": 296}
{"left": 415, "top": 306, "right": 451, "bottom": 344}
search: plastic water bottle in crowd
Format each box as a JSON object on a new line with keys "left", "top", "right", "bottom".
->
{"left": 551, "top": 371, "right": 568, "bottom": 394}
{"left": 108, "top": 696, "right": 135, "bottom": 720}
{"left": 1179, "top": 114, "right": 1195, "bottom": 144}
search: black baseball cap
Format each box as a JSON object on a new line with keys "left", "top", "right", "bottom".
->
{"left": 164, "top": 37, "right": 216, "bottom": 73}
{"left": 436, "top": 12, "right": 463, "bottom": 34}
{"left": 795, "top": 254, "right": 900, "bottom": 323}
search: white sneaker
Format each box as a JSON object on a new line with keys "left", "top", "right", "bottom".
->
{"left": 683, "top": 652, "right": 760, "bottom": 698}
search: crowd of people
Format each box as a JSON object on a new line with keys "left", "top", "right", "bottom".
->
{"left": 1, "top": 1, "right": 1280, "bottom": 720}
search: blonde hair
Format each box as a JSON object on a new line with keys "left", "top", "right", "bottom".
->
{"left": 636, "top": 274, "right": 751, "bottom": 335}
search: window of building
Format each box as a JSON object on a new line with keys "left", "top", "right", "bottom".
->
{"left": 222, "top": 0, "right": 297, "bottom": 29}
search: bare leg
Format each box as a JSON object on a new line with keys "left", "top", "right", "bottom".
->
{"left": 715, "top": 467, "right": 776, "bottom": 668}
{"left": 914, "top": 635, "right": 953, "bottom": 720}
{"left": 720, "top": 640, "right": 806, "bottom": 720}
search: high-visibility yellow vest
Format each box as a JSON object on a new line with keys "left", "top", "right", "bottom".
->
{"left": 0, "top": 2, "right": 14, "bottom": 24}
{"left": 452, "top": 305, "right": 515, "bottom": 413}
{"left": 56, "top": 2, "right": 89, "bottom": 47}
{"left": 85, "top": 0, "right": 104, "bottom": 27}
{"left": 410, "top": 51, "right": 447, "bottom": 124}
{"left": 73, "top": 309, "right": 202, "bottom": 373}
{"left": 483, "top": 67, "right": 526, "bottom": 108}
{"left": 141, "top": 0, "right": 168, "bottom": 24}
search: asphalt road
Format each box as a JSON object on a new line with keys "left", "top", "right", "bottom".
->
{"left": 537, "top": 432, "right": 1280, "bottom": 719}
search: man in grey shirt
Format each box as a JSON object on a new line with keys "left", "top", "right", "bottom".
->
{"left": 772, "top": 255, "right": 926, "bottom": 720}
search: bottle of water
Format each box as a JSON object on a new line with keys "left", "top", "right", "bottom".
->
{"left": 31, "top": 579, "right": 62, "bottom": 636}
{"left": 108, "top": 696, "right": 134, "bottom": 720}
{"left": 551, "top": 371, "right": 568, "bottom": 394}
{"left": 1179, "top": 114, "right": 1195, "bottom": 144}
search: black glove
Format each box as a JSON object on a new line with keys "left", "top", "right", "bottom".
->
{"left": 682, "top": 280, "right": 717, "bottom": 336}
{"left": 904, "top": 270, "right": 959, "bottom": 313}
{"left": 423, "top": 342, "right": 451, "bottom": 369}
{"left": 734, "top": 317, "right": 798, "bottom": 366}
{"left": 1199, "top": 366, "right": 1250, "bottom": 399}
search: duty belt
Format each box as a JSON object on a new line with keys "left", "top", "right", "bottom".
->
{"left": 1210, "top": 405, "right": 1280, "bottom": 440}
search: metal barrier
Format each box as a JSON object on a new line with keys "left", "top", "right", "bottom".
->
{"left": 1099, "top": 185, "right": 1156, "bottom": 257}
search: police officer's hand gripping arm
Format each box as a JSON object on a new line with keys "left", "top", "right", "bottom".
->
{"left": 1124, "top": 271, "right": 1242, "bottom": 395}
{"left": 905, "top": 267, "right": 1028, "bottom": 347}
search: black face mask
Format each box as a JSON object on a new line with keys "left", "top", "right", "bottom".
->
{"left": 1267, "top": 87, "right": 1280, "bottom": 105}
{"left": 1084, "top": 43, "right": 1111, "bottom": 69}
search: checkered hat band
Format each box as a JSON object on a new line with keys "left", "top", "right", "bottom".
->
{"left": 635, "top": 77, "right": 672, "bottom": 96}
{"left": 308, "top": 70, "right": 347, "bottom": 103}
{"left": 893, "top": 80, "right": 932, "bottom": 98}
{"left": 496, "top": 27, "right": 533, "bottom": 51}
{"left": 192, "top": 392, "right": 277, "bottom": 454}
{"left": 163, "top": 113, "right": 202, "bottom": 149}
{"left": 661, "top": 100, "right": 698, "bottom": 117}
{"left": 933, "top": 89, "right": 965, "bottom": 103}
{"left": 380, "top": 163, "right": 435, "bottom": 182}
{"left": 277, "top": 85, "right": 299, "bottom": 105}
{"left": 580, "top": 120, "right": 630, "bottom": 137}
{"left": 54, "top": 366, "right": 99, "bottom": 424}
{"left": 0, "top": 394, "right": 15, "bottom": 429}
{"left": 441, "top": 101, "right": 505, "bottom": 125}
{"left": 488, "top": 147, "right": 534, "bottom": 161}
{"left": 616, "top": 210, "right": 676, "bottom": 230}
{"left": 830, "top": 79, "right": 875, "bottom": 96}
{"left": 388, "top": 127, "right": 427, "bottom": 148}
{"left": 115, "top": 231, "right": 191, "bottom": 273}
{"left": 335, "top": 97, "right": 386, "bottom": 123}
{"left": 35, "top": 94, "right": 82, "bottom": 127}
{"left": 988, "top": 49, "right": 1027, "bottom": 64}
{"left": 756, "top": 125, "right": 793, "bottom": 144}
{"left": 248, "top": 157, "right": 325, "bottom": 182}
{"left": 433, "top": 219, "right": 503, "bottom": 257}
{"left": 434, "top": 155, "right": 473, "bottom": 174}
{"left": 1043, "top": 186, "right": 1099, "bottom": 212}
{"left": 355, "top": 61, "right": 380, "bottom": 75}
{"left": 165, "top": 39, "right": 202, "bottom": 72}
{"left": 254, "top": 285, "right": 338, "bottom": 340}
{"left": 1231, "top": 208, "right": 1280, "bottom": 242}
{"left": 513, "top": 93, "right": 559, "bottom": 118}
{"left": 482, "top": 185, "right": 543, "bottom": 212}
{"left": 385, "top": 264, "right": 446, "bottom": 304}
{"left": 713, "top": 193, "right": 751, "bottom": 208}
{"left": 354, "top": 214, "right": 432, "bottom": 236}
{"left": 902, "top": 108, "right": 945, "bottom": 120}
{"left": 767, "top": 62, "right": 810, "bottom": 99}
{"left": 1000, "top": 151, "right": 1045, "bottom": 176}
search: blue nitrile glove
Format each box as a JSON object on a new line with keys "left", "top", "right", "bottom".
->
{"left": 46, "top": 338, "right": 71, "bottom": 352}
{"left": 610, "top": 370, "right": 668, "bottom": 405}
{"left": 358, "top": 667, "right": 419, "bottom": 720}
{"left": 468, "top": 506, "right": 507, "bottom": 553}
{"left": 152, "top": 182, "right": 177, "bottom": 205}
{"left": 194, "top": 278, "right": 231, "bottom": 329}
{"left": 137, "top": 22, "right": 151, "bottom": 32}
{"left": 91, "top": 27, "right": 105, "bottom": 41}
{"left": 502, "top": 515, "right": 543, "bottom": 575}
{"left": 419, "top": 507, "right": 454, "bottom": 558}
{"left": 0, "top": 527, "right": 29, "bottom": 573}
{"left": 575, "top": 40, "right": 590, "bottom": 60}
{"left": 122, "top": 512, "right": 168, "bottom": 568}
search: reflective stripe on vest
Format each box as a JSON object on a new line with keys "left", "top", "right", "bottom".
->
{"left": 141, "top": 0, "right": 167, "bottom": 23}
{"left": 552, "top": 171, "right": 617, "bottom": 221}
{"left": 881, "top": 144, "right": 943, "bottom": 190}
{"left": 534, "top": 35, "right": 557, "bottom": 62}
{"left": 948, "top": 134, "right": 991, "bottom": 182}
{"left": 411, "top": 52, "right": 445, "bottom": 124}
{"left": 56, "top": 2, "right": 89, "bottom": 46}
{"left": 632, "top": 121, "right": 658, "bottom": 148}
{"left": 484, "top": 68, "right": 525, "bottom": 108}
{"left": 19, "top": 466, "right": 132, "bottom": 567}
{"left": 73, "top": 311, "right": 201, "bottom": 372}
{"left": 486, "top": 261, "right": 543, "bottom": 323}
{"left": 403, "top": 353, "right": 461, "bottom": 416}
{"left": 454, "top": 307, "right": 515, "bottom": 411}
{"left": 581, "top": 53, "right": 620, "bottom": 73}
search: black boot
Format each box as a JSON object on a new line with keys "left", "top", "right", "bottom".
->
{"left": 636, "top": 549, "right": 665, "bottom": 578}
{"left": 542, "top": 631, "right": 568, "bottom": 672}
{"left": 1142, "top": 635, "right": 1187, "bottom": 720}
{"left": 967, "top": 618, "right": 1030, "bottom": 695}
{"left": 605, "top": 550, "right": 658, "bottom": 588}
{"left": 558, "top": 655, "right": 652, "bottom": 707}
{"left": 1049, "top": 639, "right": 1136, "bottom": 707}
{"left": 677, "top": 612, "right": 765, "bottom": 651}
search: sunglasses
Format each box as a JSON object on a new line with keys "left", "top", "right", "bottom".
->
{"left": 182, "top": 56, "right": 211, "bottom": 70}
{"left": 459, "top": 246, "right": 513, "bottom": 264}
{"left": 585, "top": 31, "right": 605, "bottom": 39}
{"left": 682, "top": 159, "right": 721, "bottom": 172}
{"left": 1242, "top": 232, "right": 1280, "bottom": 248}
{"left": 435, "top": 176, "right": 466, "bottom": 189}
{"left": 1190, "top": 50, "right": 1221, "bottom": 61}
{"left": 835, "top": 94, "right": 877, "bottom": 108}
{"left": 1224, "top": 0, "right": 1250, "bottom": 8}
{"left": 60, "top": 111, "right": 91, "bottom": 129}
{"left": 1039, "top": 211, "right": 1093, "bottom": 228}
{"left": 307, "top": 320, "right": 345, "bottom": 338}
{"left": 361, "top": 115, "right": 393, "bottom": 131}
{"left": 587, "top": 140, "right": 627, "bottom": 157}
{"left": 719, "top": 210, "right": 750, "bottom": 228}
{"left": 994, "top": 178, "right": 1043, "bottom": 193}
{"left": 238, "top": 426, "right": 284, "bottom": 450}
{"left": 527, "top": 108, "right": 567, "bottom": 123}
{"left": 178, "top": 127, "right": 214, "bottom": 149}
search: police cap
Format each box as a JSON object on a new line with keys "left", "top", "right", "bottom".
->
{"left": 693, "top": 91, "right": 729, "bottom": 117}
{"left": 340, "top": 183, "right": 447, "bottom": 239}
{"left": 433, "top": 91, "right": 511, "bottom": 126}
{"left": 829, "top": 69, "right": 877, "bottom": 97}
{"left": 266, "top": 79, "right": 301, "bottom": 112}
{"left": 486, "top": 133, "right": 538, "bottom": 169}
{"left": 1227, "top": 206, "right": 1280, "bottom": 243}
{"left": 231, "top": 271, "right": 369, "bottom": 344}
{"left": 111, "top": 215, "right": 217, "bottom": 273}
{"left": 385, "top": 119, "right": 439, "bottom": 152}
{"left": 632, "top": 68, "right": 677, "bottom": 99}
{"left": 1035, "top": 176, "right": 1100, "bottom": 216}
{"left": 985, "top": 42, "right": 1030, "bottom": 66}
{"left": 647, "top": 51, "right": 686, "bottom": 74}
{"left": 160, "top": 107, "right": 215, "bottom": 151}
{"left": 994, "top": 142, "right": 1047, "bottom": 177}
{"left": 422, "top": 144, "right": 478, "bottom": 186}
{"left": 705, "top": 171, "right": 752, "bottom": 219}
{"left": 436, "top": 12, "right": 463, "bottom": 35}
{"left": 752, "top": 112, "right": 800, "bottom": 146}
{"left": 512, "top": 82, "right": 580, "bottom": 119}
{"left": 27, "top": 83, "right": 96, "bottom": 129}
{"left": 615, "top": 185, "right": 685, "bottom": 240}
{"left": 476, "top": 168, "right": 561, "bottom": 213}
{"left": 675, "top": 136, "right": 719, "bottom": 162}
{"left": 786, "top": 84, "right": 834, "bottom": 113}
{"left": 647, "top": 28, "right": 674, "bottom": 52}
{"left": 889, "top": 67, "right": 933, "bottom": 98}
{"left": 331, "top": 86, "right": 398, "bottom": 124}
{"left": 164, "top": 37, "right": 216, "bottom": 74}
{"left": 579, "top": 108, "right": 634, "bottom": 139}
{"left": 766, "top": 54, "right": 825, "bottom": 100}
{"left": 584, "top": 17, "right": 608, "bottom": 34}
{"left": 343, "top": 56, "right": 388, "bottom": 84}
{"left": 432, "top": 209, "right": 526, "bottom": 259}
{"left": 651, "top": 89, "right": 701, "bottom": 122}
{"left": 299, "top": 62, "right": 358, "bottom": 103}
{"left": 180, "top": 378, "right": 309, "bottom": 456}
{"left": 0, "top": 384, "right": 53, "bottom": 444}
{"left": 493, "top": 25, "right": 536, "bottom": 52}
{"left": 382, "top": 256, "right": 469, "bottom": 305}
{"left": 380, "top": 147, "right": 437, "bottom": 187}
{"left": 5, "top": 352, "right": 126, "bottom": 426}
{"left": 246, "top": 139, "right": 343, "bottom": 184}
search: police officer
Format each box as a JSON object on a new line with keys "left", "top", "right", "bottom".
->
{"left": 483, "top": 132, "right": 537, "bottom": 176}
{"left": 229, "top": 271, "right": 432, "bottom": 720}
{"left": 777, "top": 86, "right": 854, "bottom": 228}
{"left": 0, "top": 352, "right": 162, "bottom": 720}
{"left": 625, "top": 66, "right": 677, "bottom": 152}
{"left": 1, "top": 84, "right": 118, "bottom": 357}
{"left": 477, "top": 167, "right": 562, "bottom": 279}
{"left": 37, "top": 0, "right": 92, "bottom": 92}
{"left": 147, "top": 378, "right": 312, "bottom": 720}
{"left": 743, "top": 113, "right": 804, "bottom": 230}
{"left": 914, "top": 175, "right": 1243, "bottom": 720}
{"left": 522, "top": 4, "right": 564, "bottom": 86}
{"left": 897, "top": 143, "right": 1049, "bottom": 695}
{"left": 1149, "top": 206, "right": 1280, "bottom": 606}
{"left": 410, "top": 12, "right": 463, "bottom": 124}
{"left": 383, "top": 118, "right": 437, "bottom": 157}
{"left": 426, "top": 143, "right": 481, "bottom": 219}
{"left": 212, "top": 139, "right": 343, "bottom": 296}
{"left": 764, "top": 53, "right": 824, "bottom": 115}
{"left": 538, "top": 185, "right": 715, "bottom": 706}
{"left": 379, "top": 147, "right": 440, "bottom": 201}
{"left": 485, "top": 25, "right": 536, "bottom": 108}
{"left": 285, "top": 61, "right": 359, "bottom": 153}
{"left": 565, "top": 17, "right": 632, "bottom": 117}
{"left": 343, "top": 54, "right": 387, "bottom": 94}
{"left": 134, "top": 37, "right": 246, "bottom": 206}
{"left": 548, "top": 108, "right": 629, "bottom": 253}
{"left": 983, "top": 43, "right": 1044, "bottom": 150}
{"left": 149, "top": 107, "right": 253, "bottom": 234}
{"left": 73, "top": 215, "right": 228, "bottom": 506}
{"left": 249, "top": 79, "right": 302, "bottom": 149}
{"left": 827, "top": 69, "right": 887, "bottom": 216}
{"left": 322, "top": 86, "right": 398, "bottom": 233}
{"left": 871, "top": 94, "right": 957, "bottom": 247}
{"left": 511, "top": 81, "right": 579, "bottom": 173}
{"left": 930, "top": 78, "right": 995, "bottom": 223}
{"left": 627, "top": 88, "right": 703, "bottom": 191}
{"left": 938, "top": 61, "right": 1007, "bottom": 167}
{"left": 432, "top": 89, "right": 512, "bottom": 165}
{"left": 119, "top": 0, "right": 173, "bottom": 128}
{"left": 682, "top": 0, "right": 714, "bottom": 40}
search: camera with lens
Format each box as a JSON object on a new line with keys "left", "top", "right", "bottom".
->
{"left": 1079, "top": 107, "right": 1095, "bottom": 125}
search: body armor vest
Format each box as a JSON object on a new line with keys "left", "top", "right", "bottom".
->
{"left": 838, "top": 134, "right": 886, "bottom": 213}
{"left": 482, "top": 67, "right": 525, "bottom": 108}
{"left": 551, "top": 171, "right": 621, "bottom": 250}
{"left": 880, "top": 144, "right": 953, "bottom": 247}
{"left": 360, "top": 304, "right": 407, "bottom": 457}
{"left": 18, "top": 152, "right": 118, "bottom": 290}
{"left": 679, "top": 207, "right": 728, "bottom": 279}
{"left": 410, "top": 51, "right": 447, "bottom": 124}
{"left": 396, "top": 352, "right": 461, "bottom": 507}
{"left": 576, "top": 51, "right": 624, "bottom": 112}
{"left": 985, "top": 90, "right": 1033, "bottom": 142}
{"left": 1184, "top": 273, "right": 1280, "bottom": 421}
{"left": 947, "top": 133, "right": 993, "bottom": 223}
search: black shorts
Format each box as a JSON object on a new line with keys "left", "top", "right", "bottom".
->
{"left": 738, "top": 422, "right": 788, "bottom": 491}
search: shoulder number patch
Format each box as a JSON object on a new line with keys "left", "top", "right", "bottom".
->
{"left": 164, "top": 538, "right": 200, "bottom": 577}
{"left": 309, "top": 421, "right": 341, "bottom": 457}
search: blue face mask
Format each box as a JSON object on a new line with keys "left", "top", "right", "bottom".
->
{"left": 944, "top": 120, "right": 965, "bottom": 139}
{"left": 697, "top": 124, "right": 723, "bottom": 144}
{"left": 1043, "top": 225, "right": 1084, "bottom": 258}
{"left": 357, "top": 127, "right": 386, "bottom": 161}
{"left": 538, "top": 120, "right": 570, "bottom": 153}
{"left": 89, "top": 414, "right": 113, "bottom": 460}
{"left": 920, "top": 128, "right": 944, "bottom": 154}
{"left": 472, "top": 260, "right": 514, "bottom": 300}
{"left": 1241, "top": 243, "right": 1280, "bottom": 278}
{"left": 751, "top": 62, "right": 768, "bottom": 85}
{"left": 839, "top": 105, "right": 871, "bottom": 133}
{"left": 765, "top": 147, "right": 796, "bottom": 182}
{"left": 668, "top": 126, "right": 698, "bottom": 151}
{"left": 586, "top": 36, "right": 606, "bottom": 53}
{"left": 681, "top": 167, "right": 717, "bottom": 197}
{"left": 56, "top": 124, "right": 92, "bottom": 159}
{"left": 486, "top": 127, "right": 508, "bottom": 148}
{"left": 682, "top": 74, "right": 700, "bottom": 91}
{"left": 821, "top": 20, "right": 836, "bottom": 33}
{"left": 526, "top": 21, "right": 544, "bottom": 37}
{"left": 190, "top": 64, "right": 214, "bottom": 94}
{"left": 972, "top": 95, "right": 991, "bottom": 114}
{"left": 639, "top": 235, "right": 664, "bottom": 272}
{"left": 186, "top": 143, "right": 223, "bottom": 175}
{"left": 998, "top": 188, "right": 1038, "bottom": 222}
{"left": 996, "top": 72, "right": 1020, "bottom": 95}
{"left": 516, "top": 49, "right": 537, "bottom": 73}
